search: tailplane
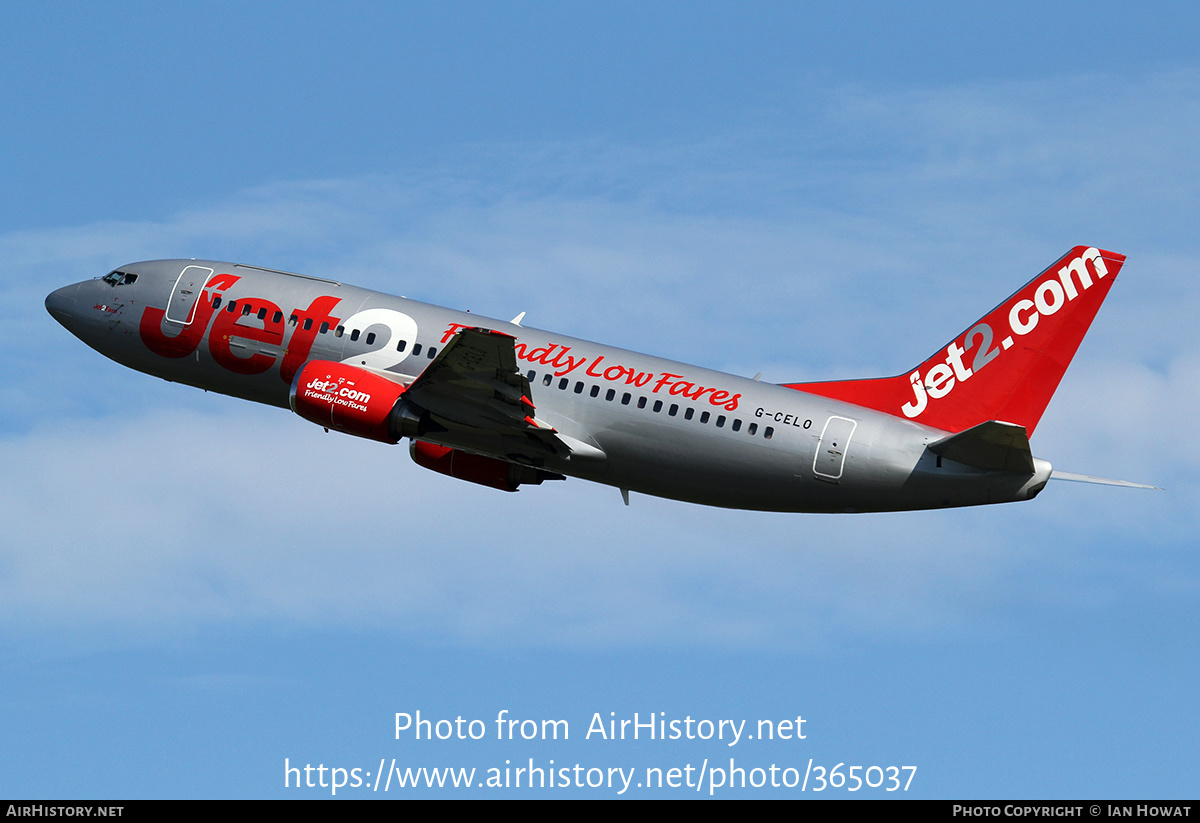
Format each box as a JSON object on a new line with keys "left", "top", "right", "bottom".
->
{"left": 1050, "top": 471, "right": 1159, "bottom": 490}
{"left": 785, "top": 246, "right": 1126, "bottom": 435}
{"left": 928, "top": 420, "right": 1033, "bottom": 473}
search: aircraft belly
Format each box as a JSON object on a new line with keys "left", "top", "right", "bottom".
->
{"left": 594, "top": 441, "right": 800, "bottom": 508}
{"left": 559, "top": 403, "right": 823, "bottom": 510}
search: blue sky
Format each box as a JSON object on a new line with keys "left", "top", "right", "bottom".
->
{"left": 3, "top": 1, "right": 1198, "bottom": 798}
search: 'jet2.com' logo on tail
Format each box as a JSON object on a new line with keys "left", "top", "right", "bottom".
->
{"left": 901, "top": 247, "right": 1112, "bottom": 419}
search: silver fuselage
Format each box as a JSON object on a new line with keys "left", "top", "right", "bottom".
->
{"left": 46, "top": 259, "right": 1050, "bottom": 512}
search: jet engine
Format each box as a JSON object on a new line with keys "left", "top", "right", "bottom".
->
{"left": 410, "top": 440, "right": 564, "bottom": 492}
{"left": 290, "top": 360, "right": 426, "bottom": 443}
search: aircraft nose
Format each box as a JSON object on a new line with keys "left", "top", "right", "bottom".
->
{"left": 45, "top": 283, "right": 80, "bottom": 324}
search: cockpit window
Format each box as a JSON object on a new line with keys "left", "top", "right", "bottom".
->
{"left": 102, "top": 270, "right": 138, "bottom": 286}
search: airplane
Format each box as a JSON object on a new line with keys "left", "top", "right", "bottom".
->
{"left": 44, "top": 245, "right": 1152, "bottom": 513}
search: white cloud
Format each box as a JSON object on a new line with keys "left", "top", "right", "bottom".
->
{"left": 0, "top": 404, "right": 1185, "bottom": 649}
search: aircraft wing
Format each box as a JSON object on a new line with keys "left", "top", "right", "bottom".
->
{"left": 401, "top": 327, "right": 569, "bottom": 459}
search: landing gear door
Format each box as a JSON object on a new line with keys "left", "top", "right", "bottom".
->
{"left": 814, "top": 415, "right": 857, "bottom": 481}
{"left": 165, "top": 265, "right": 214, "bottom": 325}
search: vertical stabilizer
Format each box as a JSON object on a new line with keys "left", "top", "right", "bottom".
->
{"left": 785, "top": 246, "right": 1125, "bottom": 435}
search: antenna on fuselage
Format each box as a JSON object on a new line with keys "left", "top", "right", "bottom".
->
{"left": 511, "top": 311, "right": 526, "bottom": 326}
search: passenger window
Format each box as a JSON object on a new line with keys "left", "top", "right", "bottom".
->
{"left": 320, "top": 322, "right": 330, "bottom": 334}
{"left": 748, "top": 423, "right": 757, "bottom": 435}
{"left": 621, "top": 393, "right": 631, "bottom": 405}
{"left": 764, "top": 426, "right": 774, "bottom": 439}
{"left": 288, "top": 314, "right": 297, "bottom": 325}
{"left": 716, "top": 415, "right": 726, "bottom": 428}
{"left": 527, "top": 370, "right": 537, "bottom": 381}
{"left": 605, "top": 389, "right": 615, "bottom": 401}
{"left": 272, "top": 311, "right": 282, "bottom": 323}
{"left": 350, "top": 329, "right": 360, "bottom": 342}
{"left": 395, "top": 339, "right": 404, "bottom": 350}
{"left": 700, "top": 411, "right": 710, "bottom": 424}
{"left": 227, "top": 302, "right": 237, "bottom": 313}
{"left": 637, "top": 397, "right": 647, "bottom": 409}
{"left": 428, "top": 347, "right": 436, "bottom": 358}
{"left": 574, "top": 382, "right": 583, "bottom": 394}
{"left": 653, "top": 400, "right": 663, "bottom": 413}
{"left": 684, "top": 407, "right": 694, "bottom": 420}
{"left": 335, "top": 325, "right": 344, "bottom": 338}
{"left": 668, "top": 404, "right": 678, "bottom": 416}
{"left": 303, "top": 318, "right": 313, "bottom": 330}
{"left": 413, "top": 343, "right": 422, "bottom": 356}
{"left": 559, "top": 378, "right": 568, "bottom": 390}
{"left": 543, "top": 374, "right": 552, "bottom": 387}
{"left": 242, "top": 304, "right": 253, "bottom": 316}
{"left": 258, "top": 308, "right": 267, "bottom": 320}
{"left": 212, "top": 296, "right": 222, "bottom": 309}
{"left": 366, "top": 332, "right": 376, "bottom": 345}
{"left": 590, "top": 386, "right": 600, "bottom": 398}
{"left": 732, "top": 419, "right": 742, "bottom": 432}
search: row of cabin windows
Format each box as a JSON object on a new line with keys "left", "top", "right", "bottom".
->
{"left": 202, "top": 295, "right": 768, "bottom": 436}
{"left": 208, "top": 295, "right": 437, "bottom": 359}
{"left": 203, "top": 294, "right": 769, "bottom": 437}
{"left": 525, "top": 370, "right": 776, "bottom": 440}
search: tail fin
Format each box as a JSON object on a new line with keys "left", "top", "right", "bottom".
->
{"left": 785, "top": 246, "right": 1126, "bottom": 435}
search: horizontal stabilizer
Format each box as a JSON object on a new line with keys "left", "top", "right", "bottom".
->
{"left": 1050, "top": 470, "right": 1160, "bottom": 490}
{"left": 928, "top": 420, "right": 1033, "bottom": 473}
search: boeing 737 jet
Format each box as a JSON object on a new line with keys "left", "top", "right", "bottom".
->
{"left": 45, "top": 246, "right": 1149, "bottom": 512}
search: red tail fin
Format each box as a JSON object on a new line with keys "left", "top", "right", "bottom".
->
{"left": 785, "top": 246, "right": 1126, "bottom": 435}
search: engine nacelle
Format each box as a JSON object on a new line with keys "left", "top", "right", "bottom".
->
{"left": 291, "top": 360, "right": 414, "bottom": 443}
{"left": 410, "top": 440, "right": 564, "bottom": 492}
